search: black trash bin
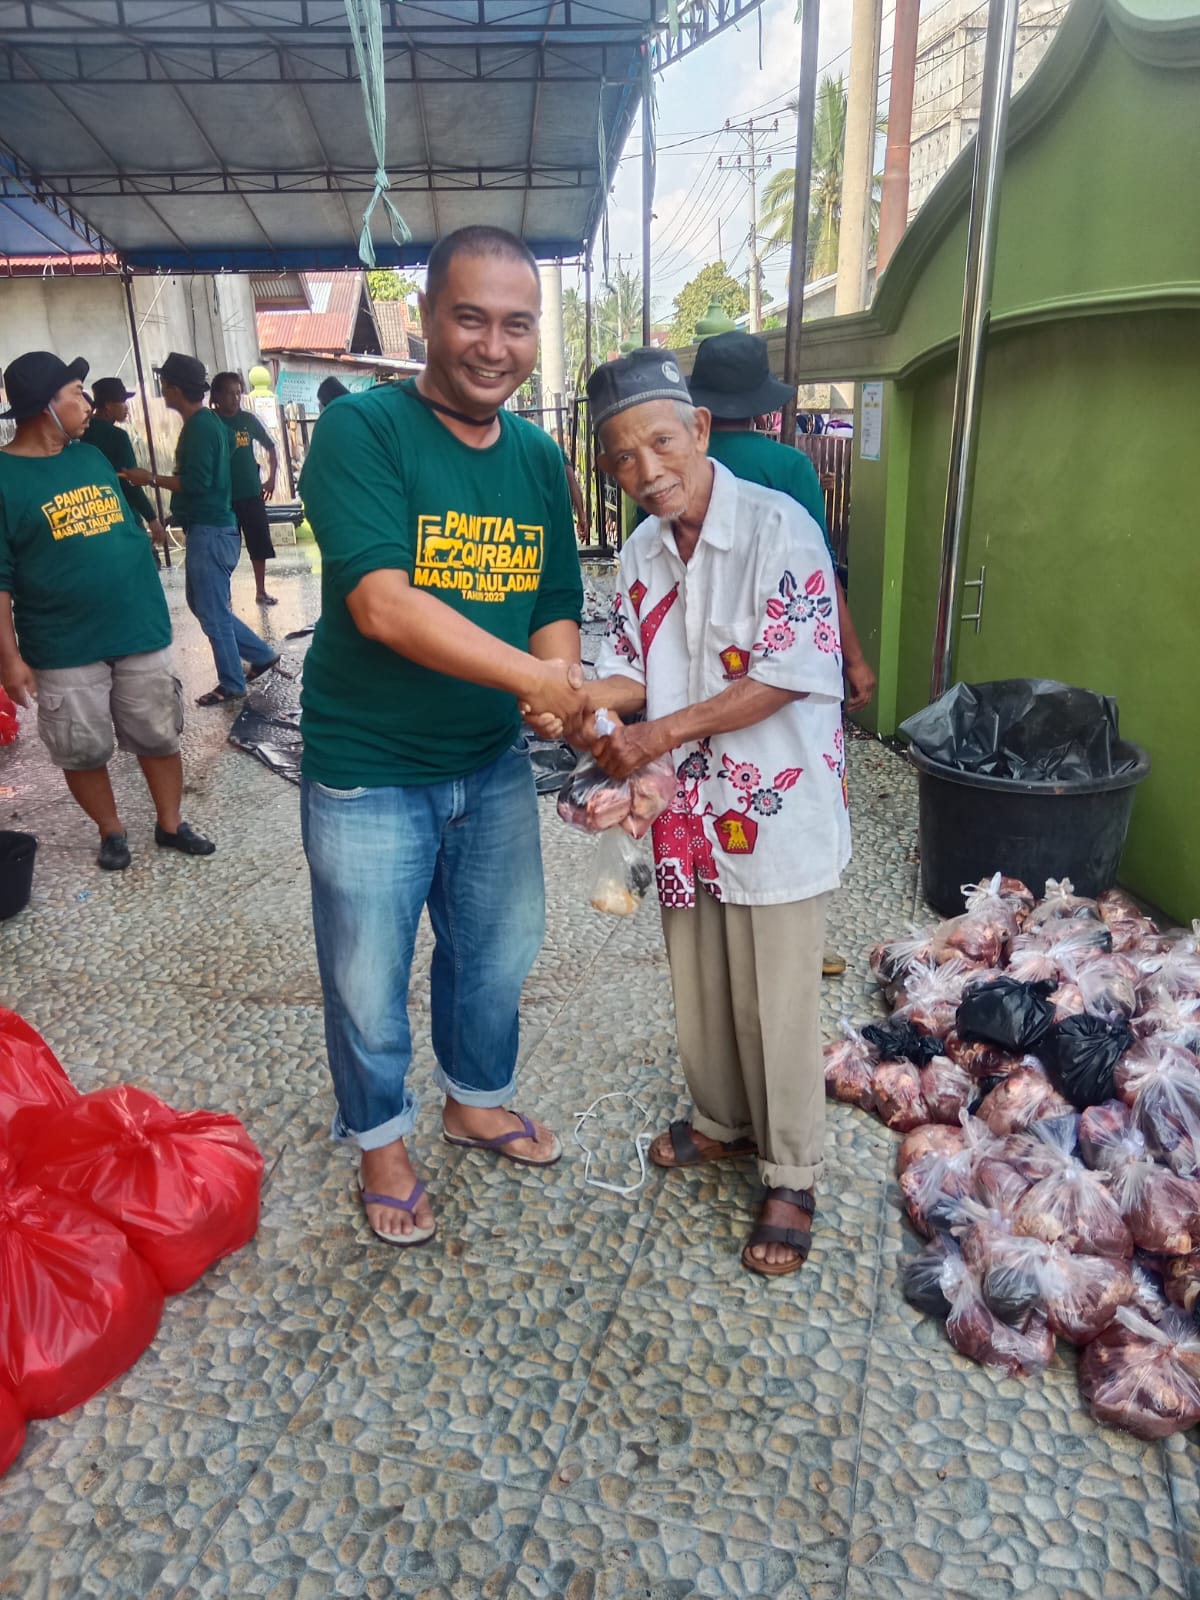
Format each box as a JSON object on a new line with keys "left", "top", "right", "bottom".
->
{"left": 0, "top": 831, "right": 37, "bottom": 921}
{"left": 900, "top": 680, "right": 1151, "bottom": 918}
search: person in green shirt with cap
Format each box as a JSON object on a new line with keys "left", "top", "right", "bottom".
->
{"left": 210, "top": 371, "right": 280, "bottom": 607}
{"left": 0, "top": 349, "right": 215, "bottom": 870}
{"left": 82, "top": 377, "right": 169, "bottom": 558}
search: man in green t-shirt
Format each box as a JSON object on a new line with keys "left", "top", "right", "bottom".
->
{"left": 121, "top": 352, "right": 277, "bottom": 706}
{"left": 210, "top": 371, "right": 280, "bottom": 607}
{"left": 0, "top": 350, "right": 215, "bottom": 870}
{"left": 298, "top": 225, "right": 586, "bottom": 1247}
{"left": 82, "top": 377, "right": 169, "bottom": 557}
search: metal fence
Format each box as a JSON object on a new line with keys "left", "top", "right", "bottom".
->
{"left": 794, "top": 434, "right": 853, "bottom": 570}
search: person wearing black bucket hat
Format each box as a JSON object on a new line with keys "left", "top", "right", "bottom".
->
{"left": 0, "top": 348, "right": 215, "bottom": 870}
{"left": 83, "top": 378, "right": 168, "bottom": 550}
{"left": 120, "top": 350, "right": 278, "bottom": 704}
{"left": 578, "top": 347, "right": 852, "bottom": 1278}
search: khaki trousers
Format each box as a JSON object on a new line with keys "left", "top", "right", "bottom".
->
{"left": 661, "top": 889, "right": 829, "bottom": 1191}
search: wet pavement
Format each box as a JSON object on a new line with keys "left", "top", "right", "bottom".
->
{"left": 0, "top": 553, "right": 1196, "bottom": 1599}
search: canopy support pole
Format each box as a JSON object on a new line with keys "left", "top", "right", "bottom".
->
{"left": 641, "top": 43, "right": 653, "bottom": 346}
{"left": 584, "top": 252, "right": 595, "bottom": 546}
{"left": 930, "top": 0, "right": 1020, "bottom": 700}
{"left": 122, "top": 268, "right": 170, "bottom": 568}
{"left": 780, "top": 0, "right": 821, "bottom": 449}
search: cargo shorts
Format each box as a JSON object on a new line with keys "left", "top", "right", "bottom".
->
{"left": 35, "top": 647, "right": 184, "bottom": 771}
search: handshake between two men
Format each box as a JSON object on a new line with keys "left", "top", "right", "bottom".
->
{"left": 519, "top": 658, "right": 657, "bottom": 784}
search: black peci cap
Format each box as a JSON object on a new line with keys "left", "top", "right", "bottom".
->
{"left": 586, "top": 348, "right": 692, "bottom": 432}
{"left": 1, "top": 351, "right": 89, "bottom": 421}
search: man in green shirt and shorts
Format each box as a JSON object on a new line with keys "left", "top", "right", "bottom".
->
{"left": 0, "top": 350, "right": 215, "bottom": 870}
{"left": 298, "top": 226, "right": 586, "bottom": 1246}
{"left": 210, "top": 371, "right": 280, "bottom": 607}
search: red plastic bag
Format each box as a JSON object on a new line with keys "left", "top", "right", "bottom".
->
{"left": 0, "top": 1008, "right": 79, "bottom": 1152}
{"left": 0, "top": 1381, "right": 23, "bottom": 1478}
{"left": 18, "top": 1085, "right": 264, "bottom": 1295}
{"left": 0, "top": 688, "right": 17, "bottom": 747}
{"left": 0, "top": 1165, "right": 163, "bottom": 1417}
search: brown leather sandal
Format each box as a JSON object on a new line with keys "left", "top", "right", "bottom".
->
{"left": 650, "top": 1118, "right": 758, "bottom": 1169}
{"left": 741, "top": 1187, "right": 815, "bottom": 1278}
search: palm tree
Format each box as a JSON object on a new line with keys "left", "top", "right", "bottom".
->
{"left": 596, "top": 266, "right": 643, "bottom": 356}
{"left": 760, "top": 74, "right": 881, "bottom": 281}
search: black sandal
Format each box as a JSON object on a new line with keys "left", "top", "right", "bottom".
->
{"left": 650, "top": 1118, "right": 758, "bottom": 1169}
{"left": 245, "top": 655, "right": 281, "bottom": 683}
{"left": 741, "top": 1187, "right": 815, "bottom": 1278}
{"left": 195, "top": 686, "right": 243, "bottom": 706}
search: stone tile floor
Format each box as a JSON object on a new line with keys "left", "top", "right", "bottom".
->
{"left": 0, "top": 554, "right": 1196, "bottom": 1600}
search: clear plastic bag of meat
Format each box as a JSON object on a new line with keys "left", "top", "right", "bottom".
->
{"left": 869, "top": 925, "right": 937, "bottom": 988}
{"left": 1162, "top": 1253, "right": 1200, "bottom": 1317}
{"left": 931, "top": 875, "right": 1019, "bottom": 968}
{"left": 893, "top": 958, "right": 977, "bottom": 1038}
{"left": 919, "top": 1055, "right": 973, "bottom": 1125}
{"left": 588, "top": 828, "right": 654, "bottom": 917}
{"left": 872, "top": 1059, "right": 929, "bottom": 1132}
{"left": 902, "top": 1234, "right": 963, "bottom": 1319}
{"left": 1079, "top": 1307, "right": 1200, "bottom": 1438}
{"left": 1132, "top": 991, "right": 1200, "bottom": 1055}
{"left": 1013, "top": 1118, "right": 1133, "bottom": 1258}
{"left": 957, "top": 1200, "right": 1047, "bottom": 1323}
{"left": 1137, "top": 926, "right": 1200, "bottom": 1002}
{"left": 942, "top": 1255, "right": 1056, "bottom": 1377}
{"left": 1121, "top": 1045, "right": 1200, "bottom": 1176}
{"left": 1027, "top": 877, "right": 1104, "bottom": 931}
{"left": 897, "top": 1122, "right": 968, "bottom": 1177}
{"left": 557, "top": 712, "right": 675, "bottom": 839}
{"left": 1037, "top": 1247, "right": 1136, "bottom": 1346}
{"left": 1097, "top": 889, "right": 1160, "bottom": 954}
{"left": 823, "top": 1021, "right": 879, "bottom": 1111}
{"left": 943, "top": 1029, "right": 1023, "bottom": 1082}
{"left": 961, "top": 874, "right": 1036, "bottom": 925}
{"left": 1007, "top": 942, "right": 1061, "bottom": 986}
{"left": 899, "top": 1136, "right": 980, "bottom": 1238}
{"left": 1078, "top": 1100, "right": 1138, "bottom": 1171}
{"left": 1110, "top": 1158, "right": 1200, "bottom": 1255}
{"left": 976, "top": 1065, "right": 1074, "bottom": 1136}
{"left": 1062, "top": 953, "right": 1140, "bottom": 1024}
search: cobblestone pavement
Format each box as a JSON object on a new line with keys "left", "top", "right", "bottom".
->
{"left": 0, "top": 556, "right": 1196, "bottom": 1600}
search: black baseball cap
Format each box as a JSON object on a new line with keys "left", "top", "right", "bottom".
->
{"left": 317, "top": 376, "right": 350, "bottom": 408}
{"left": 1, "top": 351, "right": 89, "bottom": 421}
{"left": 156, "top": 351, "right": 209, "bottom": 392}
{"left": 91, "top": 377, "right": 136, "bottom": 407}
{"left": 586, "top": 348, "right": 692, "bottom": 433}
{"left": 687, "top": 331, "right": 793, "bottom": 419}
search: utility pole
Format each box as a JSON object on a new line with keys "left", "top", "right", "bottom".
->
{"left": 877, "top": 0, "right": 921, "bottom": 274}
{"left": 718, "top": 116, "right": 777, "bottom": 332}
{"left": 835, "top": 0, "right": 884, "bottom": 315}
{"left": 538, "top": 259, "right": 565, "bottom": 427}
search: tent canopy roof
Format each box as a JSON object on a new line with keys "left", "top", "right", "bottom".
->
{"left": 0, "top": 0, "right": 764, "bottom": 271}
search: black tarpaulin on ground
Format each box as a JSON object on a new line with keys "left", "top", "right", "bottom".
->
{"left": 900, "top": 680, "right": 1139, "bottom": 783}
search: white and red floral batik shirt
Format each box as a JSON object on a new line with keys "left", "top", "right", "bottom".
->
{"left": 593, "top": 460, "right": 851, "bottom": 909}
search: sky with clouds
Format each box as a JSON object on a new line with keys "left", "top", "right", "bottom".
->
{"left": 570, "top": 0, "right": 896, "bottom": 321}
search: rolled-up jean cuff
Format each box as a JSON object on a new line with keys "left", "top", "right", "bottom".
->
{"left": 433, "top": 1064, "right": 516, "bottom": 1109}
{"left": 331, "top": 1105, "right": 418, "bottom": 1151}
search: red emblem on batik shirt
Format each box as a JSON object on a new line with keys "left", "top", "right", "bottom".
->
{"left": 714, "top": 811, "right": 759, "bottom": 854}
{"left": 719, "top": 645, "right": 750, "bottom": 680}
{"left": 628, "top": 579, "right": 648, "bottom": 617}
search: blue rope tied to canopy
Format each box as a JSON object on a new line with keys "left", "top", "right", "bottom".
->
{"left": 343, "top": 0, "right": 412, "bottom": 266}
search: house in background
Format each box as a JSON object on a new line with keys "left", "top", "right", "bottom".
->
{"left": 255, "top": 272, "right": 423, "bottom": 412}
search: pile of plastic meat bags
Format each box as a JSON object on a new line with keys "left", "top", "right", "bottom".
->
{"left": 825, "top": 873, "right": 1200, "bottom": 1439}
{"left": 0, "top": 1008, "right": 263, "bottom": 1478}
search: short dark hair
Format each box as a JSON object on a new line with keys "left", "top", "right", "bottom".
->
{"left": 211, "top": 371, "right": 243, "bottom": 395}
{"left": 425, "top": 226, "right": 540, "bottom": 306}
{"left": 167, "top": 380, "right": 208, "bottom": 404}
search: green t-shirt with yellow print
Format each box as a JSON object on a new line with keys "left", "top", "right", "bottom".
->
{"left": 298, "top": 380, "right": 584, "bottom": 787}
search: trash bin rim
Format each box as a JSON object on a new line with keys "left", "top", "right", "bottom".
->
{"left": 905, "top": 739, "right": 1151, "bottom": 798}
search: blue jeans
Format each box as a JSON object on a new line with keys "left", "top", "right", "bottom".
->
{"left": 184, "top": 524, "right": 275, "bottom": 695}
{"left": 300, "top": 741, "right": 546, "bottom": 1150}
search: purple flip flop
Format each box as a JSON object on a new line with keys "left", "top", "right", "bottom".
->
{"left": 443, "top": 1111, "right": 562, "bottom": 1167}
{"left": 356, "top": 1178, "right": 436, "bottom": 1247}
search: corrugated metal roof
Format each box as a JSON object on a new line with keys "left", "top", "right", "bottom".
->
{"left": 256, "top": 273, "right": 365, "bottom": 355}
{"left": 0, "top": 2, "right": 766, "bottom": 271}
{"left": 250, "top": 272, "right": 311, "bottom": 310}
{"left": 371, "top": 300, "right": 415, "bottom": 358}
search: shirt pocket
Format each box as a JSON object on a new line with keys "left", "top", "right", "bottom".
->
{"left": 702, "top": 614, "right": 759, "bottom": 696}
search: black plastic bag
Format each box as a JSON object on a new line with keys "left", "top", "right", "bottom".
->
{"left": 957, "top": 977, "right": 1056, "bottom": 1054}
{"left": 1048, "top": 1015, "right": 1134, "bottom": 1108}
{"left": 902, "top": 1236, "right": 961, "bottom": 1318}
{"left": 899, "top": 679, "right": 1137, "bottom": 782}
{"left": 862, "top": 1018, "right": 945, "bottom": 1066}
